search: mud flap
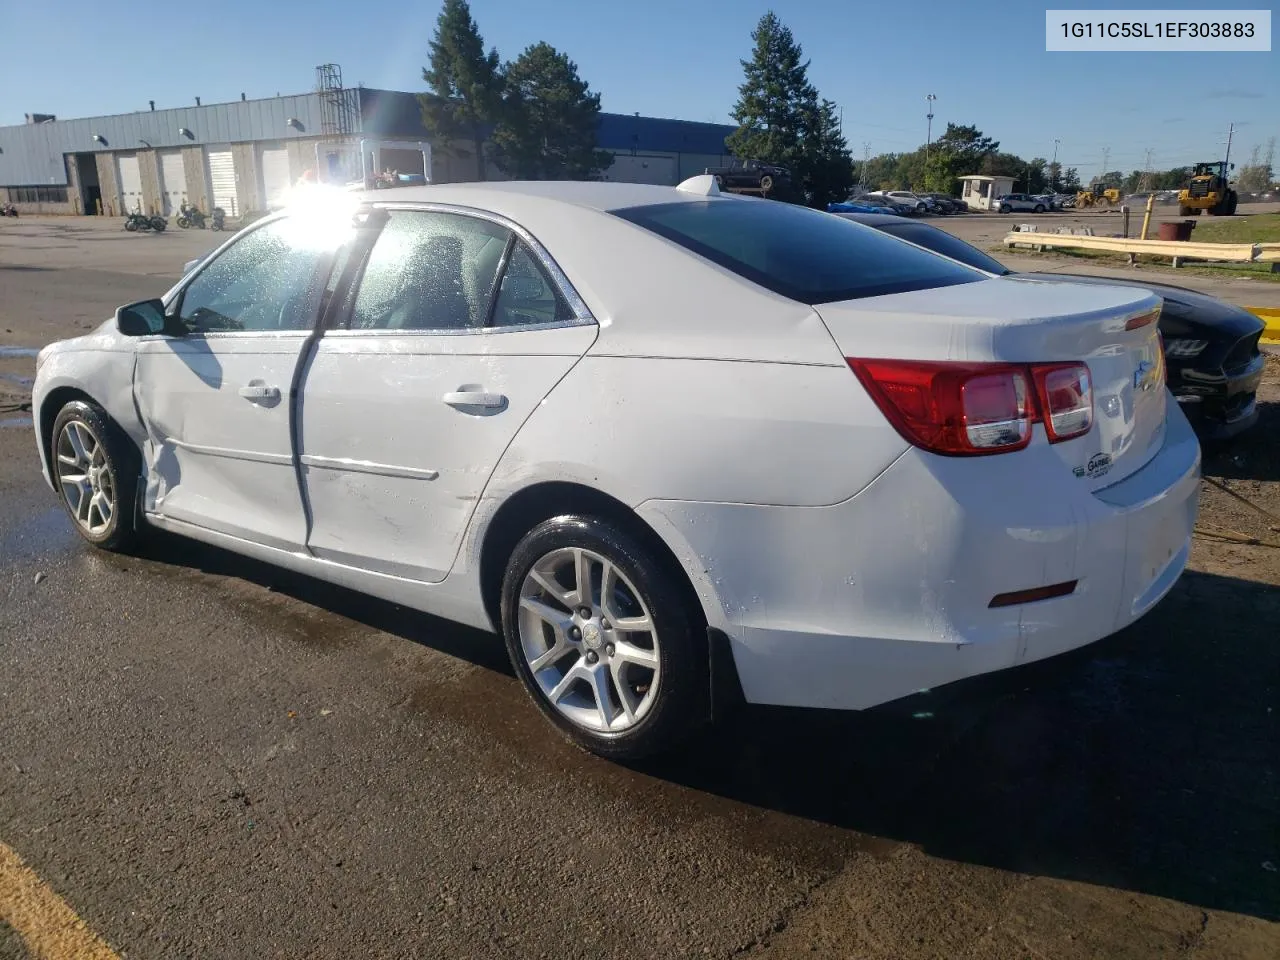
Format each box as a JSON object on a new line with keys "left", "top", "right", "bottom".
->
{"left": 707, "top": 627, "right": 746, "bottom": 723}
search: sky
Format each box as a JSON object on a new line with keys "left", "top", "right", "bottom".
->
{"left": 2, "top": 0, "right": 1275, "bottom": 178}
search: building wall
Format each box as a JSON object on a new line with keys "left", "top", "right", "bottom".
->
{"left": 183, "top": 147, "right": 209, "bottom": 212}
{"left": 139, "top": 150, "right": 162, "bottom": 215}
{"left": 95, "top": 153, "right": 120, "bottom": 216}
{"left": 231, "top": 142, "right": 261, "bottom": 212}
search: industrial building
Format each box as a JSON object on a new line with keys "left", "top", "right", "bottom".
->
{"left": 0, "top": 65, "right": 737, "bottom": 217}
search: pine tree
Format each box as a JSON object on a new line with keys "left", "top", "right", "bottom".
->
{"left": 492, "top": 43, "right": 614, "bottom": 180}
{"left": 726, "top": 12, "right": 817, "bottom": 171}
{"left": 419, "top": 0, "right": 502, "bottom": 181}
{"left": 801, "top": 99, "right": 853, "bottom": 208}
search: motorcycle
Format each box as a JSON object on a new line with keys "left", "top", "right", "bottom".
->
{"left": 0, "top": 202, "right": 17, "bottom": 217}
{"left": 209, "top": 206, "right": 226, "bottom": 232}
{"left": 175, "top": 201, "right": 206, "bottom": 229}
{"left": 124, "top": 211, "right": 167, "bottom": 232}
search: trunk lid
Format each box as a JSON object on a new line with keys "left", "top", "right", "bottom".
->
{"left": 816, "top": 276, "right": 1168, "bottom": 490}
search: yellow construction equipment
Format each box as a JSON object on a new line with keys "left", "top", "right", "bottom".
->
{"left": 1075, "top": 181, "right": 1123, "bottom": 209}
{"left": 1178, "top": 161, "right": 1238, "bottom": 216}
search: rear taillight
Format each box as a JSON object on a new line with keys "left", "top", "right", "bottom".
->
{"left": 1033, "top": 363, "right": 1093, "bottom": 442}
{"left": 847, "top": 358, "right": 1094, "bottom": 457}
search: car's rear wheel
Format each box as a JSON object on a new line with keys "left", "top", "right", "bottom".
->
{"left": 51, "top": 400, "right": 140, "bottom": 551}
{"left": 500, "top": 515, "right": 705, "bottom": 760}
{"left": 1034, "top": 204, "right": 1045, "bottom": 213}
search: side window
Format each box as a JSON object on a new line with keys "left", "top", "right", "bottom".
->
{"left": 177, "top": 217, "right": 342, "bottom": 333}
{"left": 490, "top": 242, "right": 575, "bottom": 328}
{"left": 347, "top": 211, "right": 511, "bottom": 331}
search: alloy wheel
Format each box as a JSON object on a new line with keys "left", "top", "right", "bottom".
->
{"left": 55, "top": 420, "right": 115, "bottom": 536}
{"left": 517, "top": 547, "right": 660, "bottom": 733}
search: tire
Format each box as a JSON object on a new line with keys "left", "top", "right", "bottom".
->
{"left": 999, "top": 204, "right": 1011, "bottom": 214}
{"left": 1178, "top": 204, "right": 1192, "bottom": 216}
{"left": 124, "top": 218, "right": 138, "bottom": 232}
{"left": 1034, "top": 204, "right": 1045, "bottom": 213}
{"left": 177, "top": 216, "right": 190, "bottom": 229}
{"left": 50, "top": 400, "right": 141, "bottom": 552}
{"left": 759, "top": 175, "right": 774, "bottom": 193}
{"left": 151, "top": 217, "right": 166, "bottom": 232}
{"left": 1227, "top": 191, "right": 1238, "bottom": 216}
{"left": 500, "top": 515, "right": 706, "bottom": 760}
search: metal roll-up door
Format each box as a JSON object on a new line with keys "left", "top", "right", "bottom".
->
{"left": 207, "top": 148, "right": 238, "bottom": 216}
{"left": 117, "top": 154, "right": 143, "bottom": 214}
{"left": 158, "top": 150, "right": 187, "bottom": 214}
{"left": 259, "top": 146, "right": 292, "bottom": 209}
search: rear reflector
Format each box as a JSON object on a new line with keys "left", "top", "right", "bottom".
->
{"left": 989, "top": 580, "right": 1078, "bottom": 608}
{"left": 1124, "top": 310, "right": 1160, "bottom": 331}
{"left": 847, "top": 358, "right": 1094, "bottom": 456}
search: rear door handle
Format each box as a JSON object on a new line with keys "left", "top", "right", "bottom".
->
{"left": 238, "top": 382, "right": 281, "bottom": 404}
{"left": 443, "top": 390, "right": 507, "bottom": 410}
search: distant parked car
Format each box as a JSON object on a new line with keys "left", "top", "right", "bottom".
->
{"left": 831, "top": 211, "right": 1265, "bottom": 442}
{"left": 863, "top": 194, "right": 916, "bottom": 216}
{"left": 922, "top": 193, "right": 965, "bottom": 214}
{"left": 877, "top": 191, "right": 930, "bottom": 214}
{"left": 828, "top": 197, "right": 897, "bottom": 215}
{"left": 1030, "top": 193, "right": 1060, "bottom": 210}
{"left": 705, "top": 159, "right": 793, "bottom": 195}
{"left": 995, "top": 193, "right": 1047, "bottom": 213}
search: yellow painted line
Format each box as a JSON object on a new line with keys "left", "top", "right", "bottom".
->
{"left": 0, "top": 840, "right": 119, "bottom": 960}
{"left": 1246, "top": 306, "right": 1280, "bottom": 343}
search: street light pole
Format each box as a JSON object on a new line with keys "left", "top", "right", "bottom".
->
{"left": 925, "top": 94, "right": 937, "bottom": 165}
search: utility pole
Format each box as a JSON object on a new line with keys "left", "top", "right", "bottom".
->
{"left": 1101, "top": 146, "right": 1110, "bottom": 182}
{"left": 861, "top": 142, "right": 871, "bottom": 187}
{"left": 1139, "top": 148, "right": 1154, "bottom": 191}
{"left": 1051, "top": 138, "right": 1060, "bottom": 191}
{"left": 925, "top": 94, "right": 937, "bottom": 164}
{"left": 1224, "top": 121, "right": 1235, "bottom": 168}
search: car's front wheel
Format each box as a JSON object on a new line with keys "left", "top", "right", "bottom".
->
{"left": 1000, "top": 204, "right": 1011, "bottom": 214}
{"left": 500, "top": 515, "right": 706, "bottom": 760}
{"left": 1034, "top": 204, "right": 1045, "bottom": 213}
{"left": 51, "top": 400, "right": 140, "bottom": 551}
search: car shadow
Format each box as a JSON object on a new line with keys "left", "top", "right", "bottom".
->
{"left": 124, "top": 531, "right": 1279, "bottom": 923}
{"left": 130, "top": 528, "right": 513, "bottom": 675}
{"left": 638, "top": 568, "right": 1280, "bottom": 923}
{"left": 1201, "top": 398, "right": 1280, "bottom": 483}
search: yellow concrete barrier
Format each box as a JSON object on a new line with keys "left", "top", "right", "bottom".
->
{"left": 1004, "top": 232, "right": 1260, "bottom": 263}
{"left": 1246, "top": 307, "right": 1280, "bottom": 343}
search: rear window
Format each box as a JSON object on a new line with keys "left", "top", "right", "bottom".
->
{"left": 879, "top": 222, "right": 1012, "bottom": 276}
{"left": 612, "top": 199, "right": 983, "bottom": 304}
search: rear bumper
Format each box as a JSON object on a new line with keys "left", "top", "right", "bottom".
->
{"left": 639, "top": 406, "right": 1200, "bottom": 712}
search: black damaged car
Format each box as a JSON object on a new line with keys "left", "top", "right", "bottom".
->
{"left": 831, "top": 212, "right": 1266, "bottom": 441}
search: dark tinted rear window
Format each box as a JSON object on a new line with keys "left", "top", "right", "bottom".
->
{"left": 612, "top": 199, "right": 983, "bottom": 304}
{"left": 879, "top": 222, "right": 1012, "bottom": 276}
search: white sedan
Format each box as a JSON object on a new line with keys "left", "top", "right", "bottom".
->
{"left": 31, "top": 177, "right": 1200, "bottom": 759}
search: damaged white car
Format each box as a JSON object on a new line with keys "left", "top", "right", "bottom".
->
{"left": 32, "top": 178, "right": 1200, "bottom": 759}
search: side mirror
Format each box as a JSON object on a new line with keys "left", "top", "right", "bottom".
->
{"left": 115, "top": 298, "right": 173, "bottom": 337}
{"left": 1230, "top": 163, "right": 1236, "bottom": 171}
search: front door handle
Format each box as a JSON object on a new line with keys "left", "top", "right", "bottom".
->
{"left": 443, "top": 389, "right": 507, "bottom": 410}
{"left": 238, "top": 382, "right": 281, "bottom": 404}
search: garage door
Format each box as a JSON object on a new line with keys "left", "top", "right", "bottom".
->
{"left": 158, "top": 150, "right": 187, "bottom": 215}
{"left": 116, "top": 154, "right": 143, "bottom": 214}
{"left": 207, "top": 149, "right": 238, "bottom": 217}
{"left": 601, "top": 154, "right": 678, "bottom": 186}
{"left": 259, "top": 146, "right": 292, "bottom": 208}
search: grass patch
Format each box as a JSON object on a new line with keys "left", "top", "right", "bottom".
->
{"left": 1185, "top": 212, "right": 1280, "bottom": 244}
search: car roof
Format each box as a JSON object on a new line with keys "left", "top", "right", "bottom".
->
{"left": 350, "top": 180, "right": 709, "bottom": 215}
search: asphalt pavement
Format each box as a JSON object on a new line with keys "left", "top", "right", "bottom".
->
{"left": 1, "top": 214, "right": 1277, "bottom": 958}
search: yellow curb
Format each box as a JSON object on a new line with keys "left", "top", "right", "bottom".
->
{"left": 1246, "top": 306, "right": 1280, "bottom": 342}
{"left": 0, "top": 840, "right": 119, "bottom": 960}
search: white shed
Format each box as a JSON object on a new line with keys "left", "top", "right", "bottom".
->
{"left": 959, "top": 175, "right": 1015, "bottom": 212}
